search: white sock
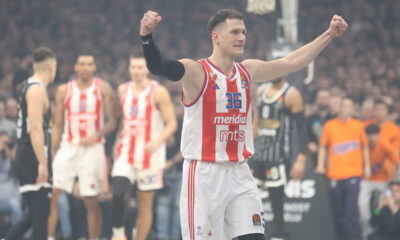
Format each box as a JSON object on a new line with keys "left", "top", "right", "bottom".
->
{"left": 112, "top": 226, "right": 125, "bottom": 237}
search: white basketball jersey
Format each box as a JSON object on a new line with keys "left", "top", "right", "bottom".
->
{"left": 115, "top": 81, "right": 166, "bottom": 169}
{"left": 180, "top": 58, "right": 254, "bottom": 162}
{"left": 62, "top": 78, "right": 104, "bottom": 144}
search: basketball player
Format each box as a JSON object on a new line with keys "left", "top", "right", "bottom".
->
{"left": 47, "top": 54, "right": 116, "bottom": 240}
{"left": 140, "top": 9, "right": 347, "bottom": 240}
{"left": 5, "top": 47, "right": 56, "bottom": 240}
{"left": 248, "top": 76, "right": 307, "bottom": 240}
{"left": 111, "top": 52, "right": 177, "bottom": 240}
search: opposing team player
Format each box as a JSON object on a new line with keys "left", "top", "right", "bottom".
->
{"left": 5, "top": 47, "right": 56, "bottom": 240}
{"left": 248, "top": 76, "right": 307, "bottom": 240}
{"left": 140, "top": 9, "right": 348, "bottom": 240}
{"left": 48, "top": 54, "right": 116, "bottom": 240}
{"left": 111, "top": 52, "right": 177, "bottom": 240}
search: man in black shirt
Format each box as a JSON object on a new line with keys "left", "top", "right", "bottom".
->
{"left": 307, "top": 89, "right": 335, "bottom": 168}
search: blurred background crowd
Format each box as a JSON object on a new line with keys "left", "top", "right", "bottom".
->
{"left": 0, "top": 0, "right": 400, "bottom": 239}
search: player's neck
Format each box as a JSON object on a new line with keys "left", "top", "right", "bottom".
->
{"left": 132, "top": 78, "right": 150, "bottom": 92}
{"left": 31, "top": 72, "right": 50, "bottom": 87}
{"left": 76, "top": 77, "right": 93, "bottom": 90}
{"left": 271, "top": 79, "right": 285, "bottom": 89}
{"left": 208, "top": 52, "right": 235, "bottom": 76}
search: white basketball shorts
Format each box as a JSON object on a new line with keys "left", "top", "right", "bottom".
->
{"left": 180, "top": 159, "right": 265, "bottom": 240}
{"left": 52, "top": 142, "right": 107, "bottom": 196}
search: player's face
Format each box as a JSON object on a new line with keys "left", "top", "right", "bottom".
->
{"left": 75, "top": 56, "right": 96, "bottom": 81}
{"left": 129, "top": 57, "right": 149, "bottom": 82}
{"left": 374, "top": 103, "right": 388, "bottom": 122}
{"left": 215, "top": 18, "right": 246, "bottom": 57}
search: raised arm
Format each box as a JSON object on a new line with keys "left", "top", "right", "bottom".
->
{"left": 242, "top": 15, "right": 348, "bottom": 83}
{"left": 51, "top": 84, "right": 67, "bottom": 157}
{"left": 139, "top": 10, "right": 204, "bottom": 105}
{"left": 26, "top": 85, "right": 48, "bottom": 184}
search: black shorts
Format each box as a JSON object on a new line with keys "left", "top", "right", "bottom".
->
{"left": 15, "top": 142, "right": 51, "bottom": 192}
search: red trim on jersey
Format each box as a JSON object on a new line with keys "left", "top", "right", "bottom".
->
{"left": 188, "top": 160, "right": 197, "bottom": 240}
{"left": 237, "top": 64, "right": 253, "bottom": 159}
{"left": 206, "top": 58, "right": 236, "bottom": 80}
{"left": 121, "top": 82, "right": 130, "bottom": 106}
{"left": 65, "top": 81, "right": 74, "bottom": 142}
{"left": 225, "top": 64, "right": 239, "bottom": 162}
{"left": 200, "top": 60, "right": 216, "bottom": 162}
{"left": 237, "top": 62, "right": 252, "bottom": 84}
{"left": 94, "top": 79, "right": 102, "bottom": 143}
{"left": 143, "top": 84, "right": 153, "bottom": 169}
{"left": 128, "top": 96, "right": 138, "bottom": 165}
{"left": 182, "top": 64, "right": 208, "bottom": 107}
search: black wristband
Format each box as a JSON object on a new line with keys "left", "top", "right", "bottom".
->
{"left": 140, "top": 34, "right": 153, "bottom": 45}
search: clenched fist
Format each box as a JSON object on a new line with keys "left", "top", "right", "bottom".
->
{"left": 327, "top": 14, "right": 348, "bottom": 38}
{"left": 140, "top": 10, "right": 162, "bottom": 36}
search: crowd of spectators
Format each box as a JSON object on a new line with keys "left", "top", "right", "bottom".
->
{"left": 0, "top": 0, "right": 399, "bottom": 239}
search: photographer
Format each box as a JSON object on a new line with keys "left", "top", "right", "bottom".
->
{"left": 0, "top": 131, "right": 22, "bottom": 228}
{"left": 369, "top": 180, "right": 400, "bottom": 240}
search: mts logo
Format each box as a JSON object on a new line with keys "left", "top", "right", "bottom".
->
{"left": 219, "top": 129, "right": 245, "bottom": 142}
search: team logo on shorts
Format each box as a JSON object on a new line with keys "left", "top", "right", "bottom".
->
{"left": 196, "top": 226, "right": 202, "bottom": 236}
{"left": 252, "top": 214, "right": 261, "bottom": 226}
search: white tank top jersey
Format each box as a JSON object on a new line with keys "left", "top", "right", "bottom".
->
{"left": 115, "top": 81, "right": 166, "bottom": 169}
{"left": 62, "top": 78, "right": 104, "bottom": 144}
{"left": 181, "top": 58, "right": 254, "bottom": 162}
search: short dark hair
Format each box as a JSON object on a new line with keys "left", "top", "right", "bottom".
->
{"left": 76, "top": 53, "right": 95, "bottom": 63}
{"left": 0, "top": 130, "right": 8, "bottom": 137}
{"left": 365, "top": 124, "right": 380, "bottom": 135}
{"left": 33, "top": 47, "right": 56, "bottom": 63}
{"left": 207, "top": 9, "right": 244, "bottom": 35}
{"left": 130, "top": 51, "right": 144, "bottom": 59}
{"left": 389, "top": 180, "right": 400, "bottom": 188}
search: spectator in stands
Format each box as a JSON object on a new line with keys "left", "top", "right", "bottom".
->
{"left": 365, "top": 100, "right": 400, "bottom": 158}
{"left": 369, "top": 180, "right": 400, "bottom": 240}
{"left": 0, "top": 100, "right": 16, "bottom": 139}
{"left": 5, "top": 98, "right": 18, "bottom": 123}
{"left": 359, "top": 124, "right": 399, "bottom": 240}
{"left": 316, "top": 97, "right": 371, "bottom": 240}
{"left": 0, "top": 131, "right": 22, "bottom": 227}
{"left": 307, "top": 89, "right": 335, "bottom": 168}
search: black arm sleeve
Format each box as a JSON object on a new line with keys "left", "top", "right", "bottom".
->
{"left": 141, "top": 34, "right": 185, "bottom": 81}
{"left": 293, "top": 111, "right": 307, "bottom": 155}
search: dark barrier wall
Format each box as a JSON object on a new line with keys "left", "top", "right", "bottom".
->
{"left": 261, "top": 165, "right": 335, "bottom": 240}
